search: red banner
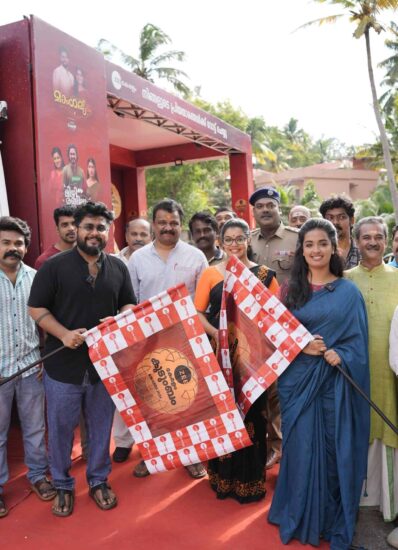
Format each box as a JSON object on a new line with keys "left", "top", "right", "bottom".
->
{"left": 218, "top": 256, "right": 313, "bottom": 415}
{"left": 85, "top": 284, "right": 252, "bottom": 474}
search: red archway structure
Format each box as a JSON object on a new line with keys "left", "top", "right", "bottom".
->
{"left": 104, "top": 61, "right": 254, "bottom": 245}
{"left": 0, "top": 16, "right": 253, "bottom": 261}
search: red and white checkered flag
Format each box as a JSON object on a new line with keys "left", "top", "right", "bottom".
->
{"left": 85, "top": 283, "right": 252, "bottom": 474}
{"left": 218, "top": 256, "right": 313, "bottom": 415}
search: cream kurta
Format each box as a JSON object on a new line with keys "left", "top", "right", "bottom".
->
{"left": 345, "top": 263, "right": 398, "bottom": 449}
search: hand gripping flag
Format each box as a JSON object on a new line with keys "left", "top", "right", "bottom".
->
{"left": 218, "top": 256, "right": 313, "bottom": 416}
{"left": 85, "top": 283, "right": 252, "bottom": 474}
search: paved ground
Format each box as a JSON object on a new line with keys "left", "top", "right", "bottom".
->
{"left": 353, "top": 508, "right": 398, "bottom": 550}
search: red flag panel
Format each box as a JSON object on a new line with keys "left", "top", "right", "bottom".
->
{"left": 218, "top": 256, "right": 313, "bottom": 415}
{"left": 85, "top": 283, "right": 252, "bottom": 474}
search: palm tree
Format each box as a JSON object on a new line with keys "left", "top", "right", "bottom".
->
{"left": 98, "top": 23, "right": 190, "bottom": 95}
{"left": 379, "top": 21, "right": 398, "bottom": 115}
{"left": 301, "top": 0, "right": 398, "bottom": 222}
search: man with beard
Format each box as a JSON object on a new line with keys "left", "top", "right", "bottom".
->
{"left": 114, "top": 218, "right": 151, "bottom": 265}
{"left": 250, "top": 187, "right": 298, "bottom": 470}
{"left": 28, "top": 202, "right": 135, "bottom": 517}
{"left": 0, "top": 216, "right": 55, "bottom": 518}
{"left": 35, "top": 206, "right": 77, "bottom": 270}
{"left": 346, "top": 217, "right": 398, "bottom": 527}
{"left": 62, "top": 145, "right": 86, "bottom": 207}
{"left": 320, "top": 195, "right": 360, "bottom": 269}
{"left": 111, "top": 218, "right": 151, "bottom": 463}
{"left": 128, "top": 198, "right": 207, "bottom": 479}
{"left": 52, "top": 47, "right": 74, "bottom": 96}
{"left": 189, "top": 211, "right": 225, "bottom": 265}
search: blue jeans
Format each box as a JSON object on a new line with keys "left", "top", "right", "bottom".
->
{"left": 44, "top": 372, "right": 114, "bottom": 490}
{"left": 0, "top": 373, "right": 48, "bottom": 493}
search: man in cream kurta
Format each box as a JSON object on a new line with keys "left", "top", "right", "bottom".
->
{"left": 346, "top": 216, "right": 398, "bottom": 523}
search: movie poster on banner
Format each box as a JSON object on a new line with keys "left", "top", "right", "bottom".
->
{"left": 85, "top": 283, "right": 252, "bottom": 475}
{"left": 30, "top": 17, "right": 111, "bottom": 251}
{"left": 218, "top": 256, "right": 313, "bottom": 415}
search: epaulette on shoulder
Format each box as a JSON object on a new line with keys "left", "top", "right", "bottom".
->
{"left": 285, "top": 226, "right": 299, "bottom": 233}
{"left": 251, "top": 228, "right": 260, "bottom": 236}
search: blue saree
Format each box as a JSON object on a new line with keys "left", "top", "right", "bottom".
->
{"left": 268, "top": 278, "right": 370, "bottom": 550}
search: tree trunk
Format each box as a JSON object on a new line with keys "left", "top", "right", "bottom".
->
{"left": 365, "top": 28, "right": 398, "bottom": 223}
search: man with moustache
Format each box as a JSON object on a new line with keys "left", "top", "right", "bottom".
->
{"left": 28, "top": 202, "right": 135, "bottom": 517}
{"left": 250, "top": 187, "right": 298, "bottom": 469}
{"left": 287, "top": 205, "right": 311, "bottom": 229}
{"left": 128, "top": 198, "right": 207, "bottom": 479}
{"left": 35, "top": 206, "right": 77, "bottom": 270}
{"left": 112, "top": 218, "right": 151, "bottom": 463}
{"left": 62, "top": 145, "right": 86, "bottom": 207}
{"left": 0, "top": 216, "right": 55, "bottom": 518}
{"left": 346, "top": 217, "right": 398, "bottom": 526}
{"left": 189, "top": 212, "right": 225, "bottom": 265}
{"left": 114, "top": 218, "right": 151, "bottom": 266}
{"left": 320, "top": 195, "right": 360, "bottom": 269}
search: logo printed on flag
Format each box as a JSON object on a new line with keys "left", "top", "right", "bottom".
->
{"left": 85, "top": 284, "right": 252, "bottom": 474}
{"left": 218, "top": 256, "right": 313, "bottom": 415}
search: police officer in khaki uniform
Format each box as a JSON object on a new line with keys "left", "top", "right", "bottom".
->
{"left": 250, "top": 187, "right": 298, "bottom": 285}
{"left": 249, "top": 186, "right": 299, "bottom": 469}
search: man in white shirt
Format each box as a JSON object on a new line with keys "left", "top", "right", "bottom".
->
{"left": 128, "top": 199, "right": 207, "bottom": 478}
{"left": 115, "top": 219, "right": 151, "bottom": 265}
{"left": 112, "top": 218, "right": 151, "bottom": 463}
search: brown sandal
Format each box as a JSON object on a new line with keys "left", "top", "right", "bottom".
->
{"left": 133, "top": 460, "right": 150, "bottom": 478}
{"left": 0, "top": 495, "right": 8, "bottom": 518}
{"left": 30, "top": 477, "right": 56, "bottom": 501}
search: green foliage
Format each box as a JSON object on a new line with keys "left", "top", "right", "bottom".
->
{"left": 97, "top": 23, "right": 190, "bottom": 95}
{"left": 146, "top": 159, "right": 230, "bottom": 224}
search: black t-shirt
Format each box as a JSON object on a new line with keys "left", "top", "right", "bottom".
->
{"left": 28, "top": 247, "right": 136, "bottom": 384}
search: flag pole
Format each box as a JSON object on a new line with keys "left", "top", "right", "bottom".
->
{"left": 333, "top": 362, "right": 398, "bottom": 436}
{"left": 0, "top": 346, "right": 65, "bottom": 387}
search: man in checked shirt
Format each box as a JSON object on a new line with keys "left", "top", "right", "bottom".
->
{"left": 0, "top": 216, "right": 55, "bottom": 518}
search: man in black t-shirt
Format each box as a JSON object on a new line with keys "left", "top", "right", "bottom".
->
{"left": 29, "top": 202, "right": 135, "bottom": 517}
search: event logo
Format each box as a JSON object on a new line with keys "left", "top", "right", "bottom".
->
{"left": 111, "top": 70, "right": 122, "bottom": 90}
{"left": 135, "top": 348, "right": 198, "bottom": 414}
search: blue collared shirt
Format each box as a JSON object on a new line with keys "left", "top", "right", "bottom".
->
{"left": 128, "top": 240, "right": 208, "bottom": 303}
{"left": 389, "top": 258, "right": 398, "bottom": 268}
{"left": 0, "top": 262, "right": 40, "bottom": 378}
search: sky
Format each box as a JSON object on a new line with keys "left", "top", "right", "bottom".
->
{"left": 1, "top": 0, "right": 396, "bottom": 146}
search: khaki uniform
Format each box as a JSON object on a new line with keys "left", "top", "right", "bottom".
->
{"left": 250, "top": 223, "right": 298, "bottom": 285}
{"left": 250, "top": 222, "right": 298, "bottom": 459}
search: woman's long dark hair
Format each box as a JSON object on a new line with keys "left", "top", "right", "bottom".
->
{"left": 282, "top": 218, "right": 344, "bottom": 310}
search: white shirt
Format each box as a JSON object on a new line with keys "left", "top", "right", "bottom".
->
{"left": 128, "top": 240, "right": 207, "bottom": 303}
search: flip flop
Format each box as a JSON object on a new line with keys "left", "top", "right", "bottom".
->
{"left": 52, "top": 489, "right": 74, "bottom": 517}
{"left": 89, "top": 483, "right": 117, "bottom": 510}
{"left": 30, "top": 477, "right": 56, "bottom": 501}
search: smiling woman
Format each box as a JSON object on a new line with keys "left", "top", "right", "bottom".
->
{"left": 269, "top": 218, "right": 370, "bottom": 549}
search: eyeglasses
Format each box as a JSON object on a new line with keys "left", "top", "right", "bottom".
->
{"left": 223, "top": 236, "right": 247, "bottom": 245}
{"left": 79, "top": 223, "right": 109, "bottom": 233}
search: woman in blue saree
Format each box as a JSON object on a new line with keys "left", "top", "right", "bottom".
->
{"left": 268, "top": 219, "right": 370, "bottom": 550}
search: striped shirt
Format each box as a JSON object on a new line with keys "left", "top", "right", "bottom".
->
{"left": 0, "top": 262, "right": 40, "bottom": 378}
